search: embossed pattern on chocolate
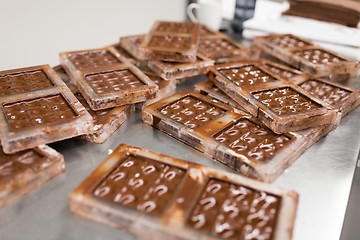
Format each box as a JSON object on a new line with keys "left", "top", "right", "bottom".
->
{"left": 261, "top": 63, "right": 297, "bottom": 80}
{"left": 199, "top": 38, "right": 239, "bottom": 57}
{"left": 253, "top": 87, "right": 321, "bottom": 116}
{"left": 93, "top": 155, "right": 185, "bottom": 216}
{"left": 156, "top": 22, "right": 194, "bottom": 33}
{"left": 293, "top": 49, "right": 345, "bottom": 65}
{"left": 267, "top": 34, "right": 310, "bottom": 49}
{"left": 85, "top": 69, "right": 145, "bottom": 94}
{"left": 158, "top": 96, "right": 226, "bottom": 129}
{"left": 3, "top": 94, "right": 78, "bottom": 131}
{"left": 299, "top": 80, "right": 351, "bottom": 105}
{"left": 0, "top": 148, "right": 46, "bottom": 182}
{"left": 219, "top": 65, "right": 278, "bottom": 86}
{"left": 0, "top": 69, "right": 53, "bottom": 96}
{"left": 148, "top": 36, "right": 191, "bottom": 51}
{"left": 214, "top": 119, "right": 291, "bottom": 162}
{"left": 187, "top": 178, "right": 280, "bottom": 240}
{"left": 68, "top": 50, "right": 121, "bottom": 70}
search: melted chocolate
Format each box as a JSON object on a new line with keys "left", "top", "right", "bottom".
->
{"left": 156, "top": 22, "right": 194, "bottom": 34}
{"left": 68, "top": 50, "right": 121, "bottom": 70}
{"left": 266, "top": 34, "right": 310, "bottom": 49}
{"left": 299, "top": 79, "right": 350, "bottom": 105}
{"left": 219, "top": 65, "right": 278, "bottom": 86}
{"left": 158, "top": 96, "right": 226, "bottom": 129}
{"left": 261, "top": 63, "right": 298, "bottom": 80}
{"left": 0, "top": 69, "right": 53, "bottom": 96}
{"left": 213, "top": 119, "right": 291, "bottom": 162}
{"left": 0, "top": 147, "right": 46, "bottom": 182}
{"left": 253, "top": 87, "right": 321, "bottom": 116}
{"left": 148, "top": 36, "right": 191, "bottom": 51}
{"left": 93, "top": 155, "right": 185, "bottom": 216}
{"left": 293, "top": 49, "right": 345, "bottom": 65}
{"left": 85, "top": 69, "right": 145, "bottom": 94}
{"left": 3, "top": 94, "right": 78, "bottom": 131}
{"left": 187, "top": 178, "right": 280, "bottom": 240}
{"left": 199, "top": 38, "right": 240, "bottom": 57}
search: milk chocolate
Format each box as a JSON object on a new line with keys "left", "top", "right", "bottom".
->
{"left": 0, "top": 145, "right": 64, "bottom": 208}
{"left": 253, "top": 34, "right": 359, "bottom": 80}
{"left": 0, "top": 65, "right": 93, "bottom": 153}
{"left": 142, "top": 90, "right": 309, "bottom": 182}
{"left": 138, "top": 21, "right": 200, "bottom": 62}
{"left": 207, "top": 61, "right": 340, "bottom": 134}
{"left": 59, "top": 47, "right": 158, "bottom": 110}
{"left": 70, "top": 144, "right": 298, "bottom": 239}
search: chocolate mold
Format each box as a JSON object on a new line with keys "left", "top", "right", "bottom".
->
{"left": 253, "top": 34, "right": 359, "bottom": 81}
{"left": 0, "top": 145, "right": 64, "bottom": 208}
{"left": 142, "top": 90, "right": 311, "bottom": 182}
{"left": 59, "top": 47, "right": 158, "bottom": 110}
{"left": 137, "top": 21, "right": 201, "bottom": 62}
{"left": 208, "top": 61, "right": 340, "bottom": 134}
{"left": 70, "top": 144, "right": 298, "bottom": 240}
{"left": 0, "top": 65, "right": 93, "bottom": 153}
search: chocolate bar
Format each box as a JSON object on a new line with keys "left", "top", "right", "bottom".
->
{"left": 70, "top": 144, "right": 298, "bottom": 239}
{"left": 194, "top": 80, "right": 246, "bottom": 111}
{"left": 137, "top": 21, "right": 201, "bottom": 62}
{"left": 257, "top": 60, "right": 360, "bottom": 117}
{"left": 54, "top": 65, "right": 135, "bottom": 143}
{"left": 111, "top": 42, "right": 137, "bottom": 64}
{"left": 135, "top": 68, "right": 176, "bottom": 108}
{"left": 208, "top": 61, "right": 340, "bottom": 134}
{"left": 121, "top": 34, "right": 214, "bottom": 80}
{"left": 0, "top": 65, "right": 93, "bottom": 153}
{"left": 0, "top": 145, "right": 64, "bottom": 208}
{"left": 142, "top": 90, "right": 311, "bottom": 182}
{"left": 59, "top": 47, "right": 158, "bottom": 110}
{"left": 253, "top": 34, "right": 359, "bottom": 81}
{"left": 198, "top": 34, "right": 252, "bottom": 64}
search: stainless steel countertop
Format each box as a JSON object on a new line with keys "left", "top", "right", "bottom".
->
{"left": 0, "top": 74, "right": 359, "bottom": 240}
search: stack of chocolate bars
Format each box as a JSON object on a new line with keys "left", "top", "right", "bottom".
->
{"left": 1, "top": 20, "right": 359, "bottom": 240}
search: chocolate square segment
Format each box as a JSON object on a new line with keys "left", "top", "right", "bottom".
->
{"left": 3, "top": 94, "right": 77, "bottom": 131}
{"left": 68, "top": 50, "right": 121, "bottom": 70}
{"left": 299, "top": 80, "right": 350, "bottom": 105}
{"left": 213, "top": 119, "right": 291, "bottom": 162}
{"left": 93, "top": 155, "right": 185, "bottom": 216}
{"left": 187, "top": 178, "right": 280, "bottom": 240}
{"left": 158, "top": 96, "right": 226, "bottom": 129}
{"left": 293, "top": 49, "right": 345, "bottom": 65}
{"left": 85, "top": 69, "right": 145, "bottom": 94}
{"left": 253, "top": 87, "right": 321, "bottom": 116}
{"left": 0, "top": 69, "right": 53, "bottom": 96}
{"left": 156, "top": 22, "right": 194, "bottom": 33}
{"left": 219, "top": 65, "right": 278, "bottom": 86}
{"left": 267, "top": 34, "right": 310, "bottom": 48}
{"left": 148, "top": 36, "right": 191, "bottom": 51}
{"left": 199, "top": 38, "right": 239, "bottom": 57}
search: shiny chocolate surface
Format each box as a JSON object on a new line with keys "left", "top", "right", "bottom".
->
{"left": 85, "top": 69, "right": 145, "bottom": 94}
{"left": 155, "top": 22, "right": 194, "bottom": 34}
{"left": 158, "top": 96, "right": 226, "bottom": 129}
{"left": 0, "top": 69, "right": 53, "bottom": 96}
{"left": 293, "top": 49, "right": 345, "bottom": 65}
{"left": 219, "top": 65, "right": 278, "bottom": 86}
{"left": 199, "top": 38, "right": 240, "bottom": 57}
{"left": 187, "top": 178, "right": 280, "bottom": 239}
{"left": 68, "top": 50, "right": 121, "bottom": 70}
{"left": 3, "top": 94, "right": 78, "bottom": 131}
{"left": 0, "top": 148, "right": 46, "bottom": 183}
{"left": 93, "top": 155, "right": 185, "bottom": 216}
{"left": 299, "top": 80, "right": 350, "bottom": 105}
{"left": 266, "top": 34, "right": 310, "bottom": 49}
{"left": 148, "top": 36, "right": 191, "bottom": 51}
{"left": 213, "top": 119, "right": 291, "bottom": 162}
{"left": 253, "top": 87, "right": 321, "bottom": 116}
